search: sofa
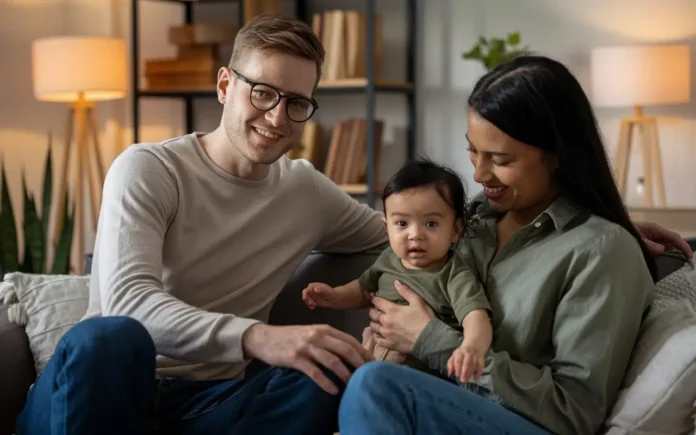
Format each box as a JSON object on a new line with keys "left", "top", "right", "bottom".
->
{"left": 1, "top": 245, "right": 695, "bottom": 435}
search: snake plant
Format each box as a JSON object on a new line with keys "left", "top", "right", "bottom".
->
{"left": 0, "top": 136, "right": 75, "bottom": 276}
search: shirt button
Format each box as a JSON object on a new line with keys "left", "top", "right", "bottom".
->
{"left": 534, "top": 222, "right": 541, "bottom": 228}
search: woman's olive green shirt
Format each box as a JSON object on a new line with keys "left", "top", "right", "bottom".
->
{"left": 412, "top": 196, "right": 654, "bottom": 435}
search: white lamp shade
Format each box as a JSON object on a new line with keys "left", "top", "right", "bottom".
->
{"left": 32, "top": 36, "right": 127, "bottom": 102}
{"left": 590, "top": 44, "right": 691, "bottom": 108}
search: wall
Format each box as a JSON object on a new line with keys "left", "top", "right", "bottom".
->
{"left": 134, "top": 0, "right": 696, "bottom": 207}
{"left": 1, "top": 0, "right": 695, "bottom": 268}
{"left": 132, "top": 0, "right": 413, "bottom": 182}
{"left": 0, "top": 0, "right": 125, "bottom": 270}
{"left": 421, "top": 0, "right": 696, "bottom": 207}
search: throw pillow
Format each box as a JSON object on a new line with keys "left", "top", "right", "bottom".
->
{"left": 603, "top": 260, "right": 696, "bottom": 435}
{"left": 0, "top": 272, "right": 90, "bottom": 375}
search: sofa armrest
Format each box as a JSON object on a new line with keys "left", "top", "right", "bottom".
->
{"left": 654, "top": 237, "right": 696, "bottom": 282}
{"left": 0, "top": 305, "right": 36, "bottom": 435}
{"left": 268, "top": 251, "right": 380, "bottom": 340}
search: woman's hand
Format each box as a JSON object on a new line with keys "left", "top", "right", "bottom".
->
{"left": 368, "top": 280, "right": 436, "bottom": 354}
{"left": 634, "top": 220, "right": 693, "bottom": 258}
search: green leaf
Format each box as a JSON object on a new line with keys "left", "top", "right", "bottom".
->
{"left": 18, "top": 238, "right": 33, "bottom": 273}
{"left": 462, "top": 45, "right": 483, "bottom": 60}
{"left": 490, "top": 38, "right": 505, "bottom": 55}
{"left": 42, "top": 133, "right": 53, "bottom": 249}
{"left": 0, "top": 161, "right": 18, "bottom": 273}
{"left": 507, "top": 32, "right": 521, "bottom": 46}
{"left": 51, "top": 191, "right": 73, "bottom": 275}
{"left": 22, "top": 173, "right": 44, "bottom": 274}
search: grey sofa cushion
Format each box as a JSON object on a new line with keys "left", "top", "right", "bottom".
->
{"left": 0, "top": 305, "right": 36, "bottom": 435}
{"left": 268, "top": 250, "right": 380, "bottom": 340}
{"left": 1, "top": 245, "right": 692, "bottom": 435}
{"left": 655, "top": 251, "right": 692, "bottom": 283}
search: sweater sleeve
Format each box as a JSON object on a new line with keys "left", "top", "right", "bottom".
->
{"left": 311, "top": 170, "right": 389, "bottom": 253}
{"left": 92, "top": 147, "right": 260, "bottom": 364}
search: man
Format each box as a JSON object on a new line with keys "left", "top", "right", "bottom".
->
{"left": 16, "top": 14, "right": 386, "bottom": 435}
{"left": 14, "top": 13, "right": 693, "bottom": 435}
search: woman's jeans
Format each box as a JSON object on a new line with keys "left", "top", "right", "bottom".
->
{"left": 339, "top": 361, "right": 552, "bottom": 435}
{"left": 14, "top": 316, "right": 342, "bottom": 435}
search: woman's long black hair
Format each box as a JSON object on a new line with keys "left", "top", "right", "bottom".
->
{"left": 468, "top": 55, "right": 657, "bottom": 281}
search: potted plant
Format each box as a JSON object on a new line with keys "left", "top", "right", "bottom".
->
{"left": 0, "top": 133, "right": 75, "bottom": 277}
{"left": 462, "top": 32, "right": 531, "bottom": 71}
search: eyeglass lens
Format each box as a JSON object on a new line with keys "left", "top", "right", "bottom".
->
{"left": 250, "top": 84, "right": 315, "bottom": 122}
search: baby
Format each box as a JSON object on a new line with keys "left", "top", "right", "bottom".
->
{"left": 302, "top": 158, "right": 493, "bottom": 383}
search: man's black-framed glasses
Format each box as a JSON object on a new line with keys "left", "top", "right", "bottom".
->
{"left": 231, "top": 69, "right": 318, "bottom": 122}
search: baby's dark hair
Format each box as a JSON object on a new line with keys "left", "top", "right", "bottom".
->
{"left": 382, "top": 157, "right": 468, "bottom": 221}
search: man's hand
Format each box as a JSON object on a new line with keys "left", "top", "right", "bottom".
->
{"left": 241, "top": 323, "right": 374, "bottom": 395}
{"left": 634, "top": 220, "right": 693, "bottom": 258}
{"left": 302, "top": 282, "right": 341, "bottom": 310}
{"left": 447, "top": 342, "right": 485, "bottom": 384}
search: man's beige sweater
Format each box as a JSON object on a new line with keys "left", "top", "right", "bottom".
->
{"left": 82, "top": 133, "right": 387, "bottom": 381}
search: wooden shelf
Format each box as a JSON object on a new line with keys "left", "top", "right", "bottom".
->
{"left": 144, "top": 0, "right": 239, "bottom": 3}
{"left": 137, "top": 79, "right": 414, "bottom": 98}
{"left": 138, "top": 86, "right": 217, "bottom": 98}
{"left": 131, "top": 0, "right": 418, "bottom": 210}
{"left": 318, "top": 78, "right": 413, "bottom": 93}
{"left": 339, "top": 183, "right": 383, "bottom": 195}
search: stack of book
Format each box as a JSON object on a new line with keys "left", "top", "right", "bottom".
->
{"left": 145, "top": 22, "right": 237, "bottom": 91}
{"left": 311, "top": 9, "right": 383, "bottom": 83}
{"left": 323, "top": 118, "right": 384, "bottom": 186}
{"left": 287, "top": 121, "right": 323, "bottom": 168}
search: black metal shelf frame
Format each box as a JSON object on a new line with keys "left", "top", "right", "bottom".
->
{"left": 130, "top": 0, "right": 417, "bottom": 208}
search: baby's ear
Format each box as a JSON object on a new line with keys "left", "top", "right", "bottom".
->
{"left": 381, "top": 216, "right": 387, "bottom": 228}
{"left": 452, "top": 218, "right": 465, "bottom": 240}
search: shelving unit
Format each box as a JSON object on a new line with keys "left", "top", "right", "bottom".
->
{"left": 130, "top": 0, "right": 417, "bottom": 208}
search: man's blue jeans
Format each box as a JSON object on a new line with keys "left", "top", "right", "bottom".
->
{"left": 338, "top": 361, "right": 552, "bottom": 435}
{"left": 14, "top": 316, "right": 342, "bottom": 435}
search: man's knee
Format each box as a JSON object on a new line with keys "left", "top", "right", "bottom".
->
{"left": 60, "top": 316, "right": 155, "bottom": 366}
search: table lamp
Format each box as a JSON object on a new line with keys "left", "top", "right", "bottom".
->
{"left": 32, "top": 36, "right": 127, "bottom": 274}
{"left": 590, "top": 44, "right": 691, "bottom": 207}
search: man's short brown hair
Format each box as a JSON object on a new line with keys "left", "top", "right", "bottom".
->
{"left": 228, "top": 14, "right": 325, "bottom": 87}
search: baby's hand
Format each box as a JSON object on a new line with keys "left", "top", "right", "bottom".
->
{"left": 447, "top": 343, "right": 485, "bottom": 384}
{"left": 301, "top": 282, "right": 340, "bottom": 310}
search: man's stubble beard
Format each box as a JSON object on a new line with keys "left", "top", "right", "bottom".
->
{"left": 222, "top": 105, "right": 292, "bottom": 165}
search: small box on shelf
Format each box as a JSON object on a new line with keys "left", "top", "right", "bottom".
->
{"left": 177, "top": 43, "right": 218, "bottom": 60}
{"left": 168, "top": 22, "right": 237, "bottom": 46}
{"left": 144, "top": 22, "right": 236, "bottom": 91}
{"left": 145, "top": 56, "right": 217, "bottom": 90}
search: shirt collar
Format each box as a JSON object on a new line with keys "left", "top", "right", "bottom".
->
{"left": 468, "top": 192, "right": 584, "bottom": 232}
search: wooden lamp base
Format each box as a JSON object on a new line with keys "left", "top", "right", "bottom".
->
{"left": 613, "top": 106, "right": 666, "bottom": 207}
{"left": 49, "top": 93, "right": 106, "bottom": 275}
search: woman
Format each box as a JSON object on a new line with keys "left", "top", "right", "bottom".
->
{"left": 337, "top": 55, "right": 692, "bottom": 435}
